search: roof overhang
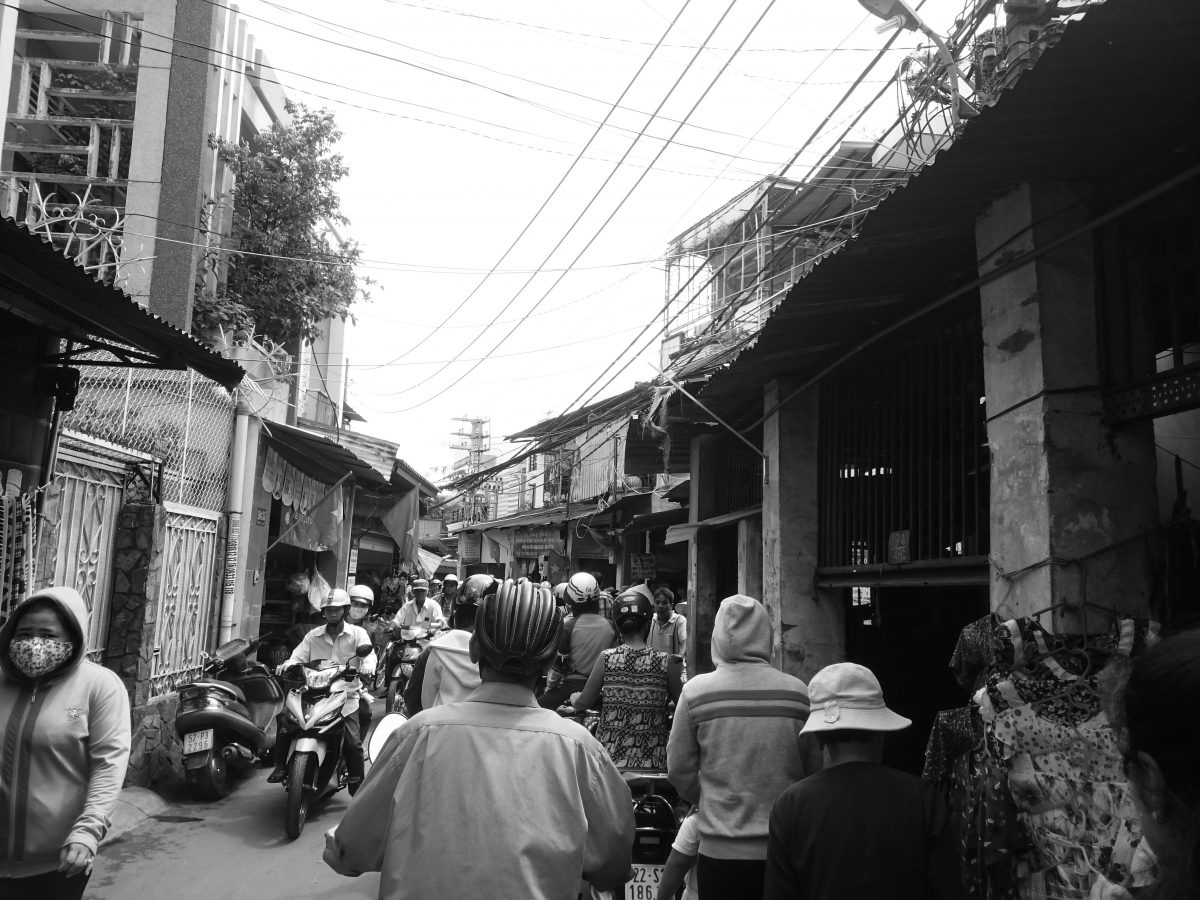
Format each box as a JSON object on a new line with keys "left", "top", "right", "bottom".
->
{"left": 698, "top": 0, "right": 1200, "bottom": 417}
{"left": 0, "top": 218, "right": 244, "bottom": 389}
{"left": 265, "top": 420, "right": 388, "bottom": 488}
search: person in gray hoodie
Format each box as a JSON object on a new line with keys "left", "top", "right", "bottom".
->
{"left": 667, "top": 594, "right": 818, "bottom": 900}
{"left": 0, "top": 587, "right": 131, "bottom": 899}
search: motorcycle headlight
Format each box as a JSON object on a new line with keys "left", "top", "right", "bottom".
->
{"left": 314, "top": 708, "right": 343, "bottom": 728}
{"left": 400, "top": 663, "right": 414, "bottom": 677}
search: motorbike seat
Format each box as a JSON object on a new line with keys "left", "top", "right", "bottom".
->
{"left": 197, "top": 679, "right": 246, "bottom": 703}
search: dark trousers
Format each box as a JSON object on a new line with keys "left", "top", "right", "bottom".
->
{"left": 357, "top": 695, "right": 372, "bottom": 735}
{"left": 0, "top": 869, "right": 92, "bottom": 900}
{"left": 697, "top": 854, "right": 765, "bottom": 900}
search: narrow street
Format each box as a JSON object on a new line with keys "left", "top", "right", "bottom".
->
{"left": 89, "top": 701, "right": 387, "bottom": 900}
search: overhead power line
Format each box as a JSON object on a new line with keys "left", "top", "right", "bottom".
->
{"left": 368, "top": 0, "right": 783, "bottom": 411}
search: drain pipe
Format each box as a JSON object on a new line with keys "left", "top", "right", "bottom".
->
{"left": 220, "top": 402, "right": 251, "bottom": 644}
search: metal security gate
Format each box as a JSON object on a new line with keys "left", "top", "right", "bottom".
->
{"left": 149, "top": 504, "right": 220, "bottom": 698}
{"left": 52, "top": 434, "right": 147, "bottom": 661}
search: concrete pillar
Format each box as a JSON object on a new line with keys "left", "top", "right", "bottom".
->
{"left": 685, "top": 435, "right": 719, "bottom": 675}
{"left": 145, "top": 1, "right": 217, "bottom": 329}
{"left": 979, "top": 182, "right": 1157, "bottom": 630}
{"left": 737, "top": 515, "right": 763, "bottom": 600}
{"left": 687, "top": 529, "right": 718, "bottom": 677}
{"left": 762, "top": 379, "right": 843, "bottom": 680}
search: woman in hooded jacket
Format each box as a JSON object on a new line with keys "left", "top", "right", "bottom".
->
{"left": 0, "top": 587, "right": 131, "bottom": 899}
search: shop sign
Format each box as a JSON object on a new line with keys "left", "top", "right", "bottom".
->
{"left": 514, "top": 525, "right": 563, "bottom": 556}
{"left": 631, "top": 553, "right": 657, "bottom": 579}
{"left": 460, "top": 532, "right": 482, "bottom": 563}
{"left": 348, "top": 547, "right": 359, "bottom": 577}
{"left": 887, "top": 530, "right": 911, "bottom": 565}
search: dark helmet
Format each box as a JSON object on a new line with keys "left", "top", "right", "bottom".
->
{"left": 614, "top": 591, "right": 653, "bottom": 631}
{"left": 475, "top": 579, "right": 562, "bottom": 677}
{"left": 460, "top": 573, "right": 498, "bottom": 606}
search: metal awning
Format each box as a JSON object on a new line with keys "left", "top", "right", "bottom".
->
{"left": 698, "top": 0, "right": 1200, "bottom": 419}
{"left": 622, "top": 506, "right": 689, "bottom": 535}
{"left": 0, "top": 217, "right": 244, "bottom": 389}
{"left": 264, "top": 420, "right": 388, "bottom": 488}
{"left": 460, "top": 502, "right": 603, "bottom": 533}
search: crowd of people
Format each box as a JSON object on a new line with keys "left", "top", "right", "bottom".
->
{"left": 1, "top": 572, "right": 1198, "bottom": 900}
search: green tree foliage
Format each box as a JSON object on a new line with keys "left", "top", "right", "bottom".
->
{"left": 193, "top": 101, "right": 369, "bottom": 345}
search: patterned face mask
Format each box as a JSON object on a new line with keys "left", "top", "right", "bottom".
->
{"left": 9, "top": 637, "right": 74, "bottom": 679}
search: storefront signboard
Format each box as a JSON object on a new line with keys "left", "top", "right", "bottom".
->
{"left": 514, "top": 525, "right": 563, "bottom": 556}
{"left": 631, "top": 553, "right": 657, "bottom": 579}
{"left": 460, "top": 532, "right": 482, "bottom": 564}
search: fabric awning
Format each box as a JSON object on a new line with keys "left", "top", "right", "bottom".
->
{"left": 0, "top": 217, "right": 244, "bottom": 389}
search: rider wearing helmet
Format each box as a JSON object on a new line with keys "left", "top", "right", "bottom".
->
{"left": 270, "top": 589, "right": 376, "bottom": 790}
{"left": 538, "top": 572, "right": 618, "bottom": 710}
{"left": 433, "top": 573, "right": 460, "bottom": 620}
{"left": 347, "top": 584, "right": 379, "bottom": 735}
{"left": 325, "top": 578, "right": 633, "bottom": 896}
{"left": 569, "top": 585, "right": 682, "bottom": 771}
{"left": 403, "top": 573, "right": 496, "bottom": 715}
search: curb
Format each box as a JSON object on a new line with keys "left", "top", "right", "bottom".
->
{"left": 103, "top": 786, "right": 168, "bottom": 845}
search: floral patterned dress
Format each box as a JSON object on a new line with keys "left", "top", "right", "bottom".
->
{"left": 596, "top": 645, "right": 672, "bottom": 771}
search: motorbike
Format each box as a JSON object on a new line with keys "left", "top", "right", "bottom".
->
{"left": 384, "top": 623, "right": 442, "bottom": 714}
{"left": 175, "top": 634, "right": 285, "bottom": 800}
{"left": 278, "top": 645, "right": 372, "bottom": 840}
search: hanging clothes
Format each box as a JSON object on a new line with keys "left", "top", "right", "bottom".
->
{"left": 925, "top": 613, "right": 1160, "bottom": 900}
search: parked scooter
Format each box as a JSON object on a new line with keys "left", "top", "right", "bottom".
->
{"left": 384, "top": 624, "right": 443, "bottom": 714}
{"left": 175, "top": 634, "right": 285, "bottom": 800}
{"left": 278, "top": 645, "right": 371, "bottom": 840}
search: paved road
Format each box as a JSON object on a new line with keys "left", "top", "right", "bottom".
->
{"left": 89, "top": 702, "right": 389, "bottom": 900}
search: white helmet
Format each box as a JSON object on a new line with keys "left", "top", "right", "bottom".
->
{"left": 348, "top": 584, "right": 374, "bottom": 604}
{"left": 322, "top": 589, "right": 352, "bottom": 610}
{"left": 564, "top": 572, "right": 600, "bottom": 606}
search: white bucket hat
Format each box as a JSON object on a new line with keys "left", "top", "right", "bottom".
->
{"left": 800, "top": 662, "right": 911, "bottom": 734}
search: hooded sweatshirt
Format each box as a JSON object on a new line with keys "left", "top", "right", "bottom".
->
{"left": 667, "top": 594, "right": 811, "bottom": 860}
{"left": 0, "top": 587, "right": 131, "bottom": 878}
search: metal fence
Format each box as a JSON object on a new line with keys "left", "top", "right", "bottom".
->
{"left": 62, "top": 366, "right": 235, "bottom": 513}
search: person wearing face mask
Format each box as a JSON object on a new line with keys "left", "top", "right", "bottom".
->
{"left": 0, "top": 587, "right": 131, "bottom": 900}
{"left": 346, "top": 584, "right": 377, "bottom": 735}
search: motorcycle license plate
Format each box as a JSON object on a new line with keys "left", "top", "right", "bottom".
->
{"left": 626, "top": 864, "right": 663, "bottom": 899}
{"left": 183, "top": 728, "right": 214, "bottom": 754}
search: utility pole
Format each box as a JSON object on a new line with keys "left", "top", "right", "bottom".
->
{"left": 450, "top": 416, "right": 491, "bottom": 523}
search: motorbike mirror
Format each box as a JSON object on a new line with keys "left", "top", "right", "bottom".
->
{"left": 356, "top": 644, "right": 373, "bottom": 658}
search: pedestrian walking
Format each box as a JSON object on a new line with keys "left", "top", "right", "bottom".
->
{"left": 323, "top": 578, "right": 634, "bottom": 899}
{"left": 1116, "top": 626, "right": 1200, "bottom": 899}
{"left": 657, "top": 809, "right": 700, "bottom": 900}
{"left": 763, "top": 662, "right": 963, "bottom": 900}
{"left": 647, "top": 586, "right": 687, "bottom": 657}
{"left": 667, "top": 594, "right": 817, "bottom": 900}
{"left": 0, "top": 588, "right": 131, "bottom": 900}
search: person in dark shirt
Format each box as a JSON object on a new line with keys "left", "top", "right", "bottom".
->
{"left": 764, "top": 662, "right": 964, "bottom": 900}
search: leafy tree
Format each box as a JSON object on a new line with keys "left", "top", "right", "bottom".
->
{"left": 193, "top": 101, "right": 370, "bottom": 345}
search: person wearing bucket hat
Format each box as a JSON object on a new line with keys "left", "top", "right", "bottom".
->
{"left": 667, "top": 595, "right": 819, "bottom": 900}
{"left": 764, "top": 663, "right": 963, "bottom": 900}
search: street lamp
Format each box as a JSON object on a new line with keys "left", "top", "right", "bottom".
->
{"left": 857, "top": 0, "right": 978, "bottom": 126}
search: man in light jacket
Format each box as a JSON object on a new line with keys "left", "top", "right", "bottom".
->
{"left": 667, "top": 594, "right": 818, "bottom": 900}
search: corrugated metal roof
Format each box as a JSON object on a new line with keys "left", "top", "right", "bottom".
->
{"left": 698, "top": 0, "right": 1200, "bottom": 416}
{"left": 0, "top": 217, "right": 245, "bottom": 389}
{"left": 265, "top": 420, "right": 388, "bottom": 487}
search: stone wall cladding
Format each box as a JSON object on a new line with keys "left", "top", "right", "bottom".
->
{"left": 106, "top": 499, "right": 183, "bottom": 786}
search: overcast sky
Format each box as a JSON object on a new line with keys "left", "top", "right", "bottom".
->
{"left": 234, "top": 0, "right": 970, "bottom": 477}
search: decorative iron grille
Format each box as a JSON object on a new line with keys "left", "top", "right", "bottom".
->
{"left": 817, "top": 297, "right": 988, "bottom": 569}
{"left": 149, "top": 507, "right": 220, "bottom": 698}
{"left": 62, "top": 366, "right": 235, "bottom": 512}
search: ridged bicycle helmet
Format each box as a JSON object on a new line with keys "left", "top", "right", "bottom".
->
{"left": 564, "top": 572, "right": 600, "bottom": 606}
{"left": 475, "top": 578, "right": 562, "bottom": 676}
{"left": 614, "top": 591, "right": 653, "bottom": 630}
